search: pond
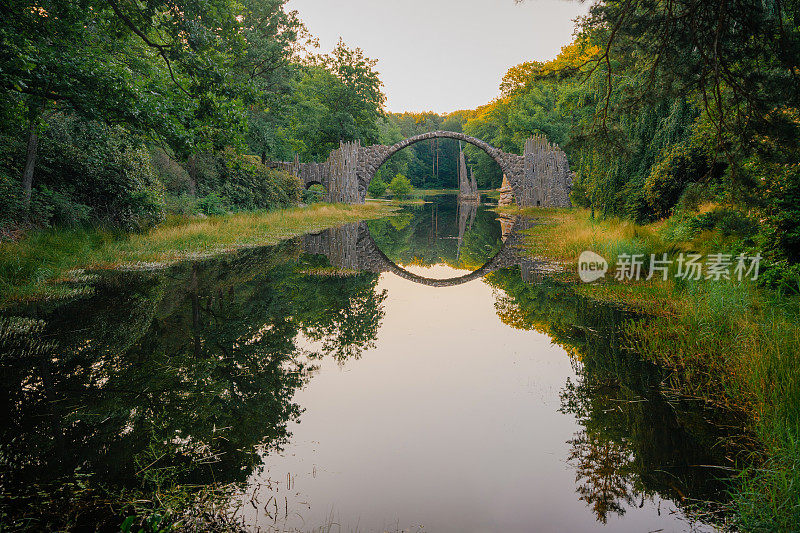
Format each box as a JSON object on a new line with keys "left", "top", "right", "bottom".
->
{"left": 0, "top": 194, "right": 739, "bottom": 532}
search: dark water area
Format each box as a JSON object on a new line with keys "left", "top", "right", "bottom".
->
{"left": 0, "top": 195, "right": 741, "bottom": 532}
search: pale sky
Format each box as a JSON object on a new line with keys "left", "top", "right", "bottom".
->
{"left": 285, "top": 0, "right": 590, "bottom": 113}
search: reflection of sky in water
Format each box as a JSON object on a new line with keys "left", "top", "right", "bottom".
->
{"left": 401, "top": 263, "right": 471, "bottom": 277}
{"left": 243, "top": 264, "right": 711, "bottom": 532}
{"left": 0, "top": 193, "right": 730, "bottom": 532}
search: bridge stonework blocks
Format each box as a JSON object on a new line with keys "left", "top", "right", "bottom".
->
{"left": 279, "top": 131, "right": 572, "bottom": 207}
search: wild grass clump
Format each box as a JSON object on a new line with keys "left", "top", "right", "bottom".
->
{"left": 511, "top": 205, "right": 800, "bottom": 528}
{"left": 735, "top": 446, "right": 800, "bottom": 532}
{"left": 626, "top": 280, "right": 800, "bottom": 530}
{"left": 0, "top": 203, "right": 396, "bottom": 304}
{"left": 510, "top": 208, "right": 665, "bottom": 269}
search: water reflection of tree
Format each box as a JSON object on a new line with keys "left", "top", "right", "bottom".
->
{"left": 0, "top": 241, "right": 386, "bottom": 530}
{"left": 485, "top": 266, "right": 741, "bottom": 526}
{"left": 292, "top": 254, "right": 387, "bottom": 363}
{"left": 367, "top": 196, "right": 502, "bottom": 270}
{"left": 568, "top": 430, "right": 635, "bottom": 523}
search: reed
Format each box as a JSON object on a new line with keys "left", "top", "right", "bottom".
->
{"left": 512, "top": 206, "right": 800, "bottom": 529}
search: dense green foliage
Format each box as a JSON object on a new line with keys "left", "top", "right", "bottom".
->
{"left": 387, "top": 174, "right": 413, "bottom": 199}
{"left": 0, "top": 0, "right": 386, "bottom": 231}
{"left": 367, "top": 176, "right": 388, "bottom": 198}
{"left": 1, "top": 115, "right": 165, "bottom": 230}
{"left": 481, "top": 1, "right": 798, "bottom": 270}
{"left": 281, "top": 41, "right": 386, "bottom": 162}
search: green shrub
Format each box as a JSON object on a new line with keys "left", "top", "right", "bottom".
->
{"left": 664, "top": 207, "right": 760, "bottom": 246}
{"left": 33, "top": 114, "right": 165, "bottom": 229}
{"left": 621, "top": 179, "right": 652, "bottom": 223}
{"left": 196, "top": 149, "right": 301, "bottom": 211}
{"left": 303, "top": 184, "right": 325, "bottom": 204}
{"left": 0, "top": 170, "right": 26, "bottom": 228}
{"left": 118, "top": 189, "right": 166, "bottom": 231}
{"left": 758, "top": 262, "right": 800, "bottom": 295}
{"left": 151, "top": 148, "right": 190, "bottom": 194}
{"left": 368, "top": 176, "right": 387, "bottom": 198}
{"left": 388, "top": 174, "right": 412, "bottom": 199}
{"left": 676, "top": 182, "right": 719, "bottom": 211}
{"left": 2, "top": 114, "right": 303, "bottom": 232}
{"left": 689, "top": 208, "right": 759, "bottom": 239}
{"left": 762, "top": 163, "right": 800, "bottom": 264}
{"left": 568, "top": 173, "right": 592, "bottom": 208}
{"left": 197, "top": 193, "right": 228, "bottom": 216}
{"left": 34, "top": 186, "right": 91, "bottom": 226}
{"left": 644, "top": 142, "right": 717, "bottom": 219}
{"left": 165, "top": 194, "right": 199, "bottom": 216}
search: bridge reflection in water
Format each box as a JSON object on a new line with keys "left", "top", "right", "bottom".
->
{"left": 302, "top": 215, "right": 550, "bottom": 287}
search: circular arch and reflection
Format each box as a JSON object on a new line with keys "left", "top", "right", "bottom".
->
{"left": 363, "top": 207, "right": 512, "bottom": 286}
{"left": 365, "top": 130, "right": 519, "bottom": 204}
{"left": 303, "top": 213, "right": 534, "bottom": 288}
{"left": 365, "top": 232, "right": 516, "bottom": 288}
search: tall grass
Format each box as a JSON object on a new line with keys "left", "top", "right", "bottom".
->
{"left": 0, "top": 203, "right": 396, "bottom": 304}
{"left": 506, "top": 208, "right": 666, "bottom": 265}
{"left": 511, "top": 206, "right": 800, "bottom": 530}
{"left": 627, "top": 281, "right": 800, "bottom": 530}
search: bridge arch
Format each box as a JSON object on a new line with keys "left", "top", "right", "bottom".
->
{"left": 365, "top": 240, "right": 515, "bottom": 288}
{"left": 302, "top": 217, "right": 543, "bottom": 288}
{"left": 362, "top": 131, "right": 524, "bottom": 203}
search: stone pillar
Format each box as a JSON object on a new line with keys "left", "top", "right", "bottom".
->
{"left": 498, "top": 175, "right": 514, "bottom": 206}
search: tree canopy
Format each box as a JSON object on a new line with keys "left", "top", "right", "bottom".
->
{"left": 0, "top": 0, "right": 387, "bottom": 227}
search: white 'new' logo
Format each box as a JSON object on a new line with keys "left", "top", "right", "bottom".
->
{"left": 578, "top": 251, "right": 608, "bottom": 283}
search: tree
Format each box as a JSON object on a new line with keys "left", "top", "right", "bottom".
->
{"left": 239, "top": 0, "right": 308, "bottom": 163}
{"left": 373, "top": 116, "right": 410, "bottom": 185}
{"left": 368, "top": 177, "right": 388, "bottom": 198}
{"left": 1, "top": 0, "right": 254, "bottom": 208}
{"left": 2, "top": 0, "right": 145, "bottom": 210}
{"left": 288, "top": 40, "right": 386, "bottom": 161}
{"left": 388, "top": 174, "right": 413, "bottom": 199}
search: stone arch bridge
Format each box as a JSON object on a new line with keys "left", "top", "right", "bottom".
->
{"left": 302, "top": 216, "right": 551, "bottom": 288}
{"left": 268, "top": 131, "right": 572, "bottom": 207}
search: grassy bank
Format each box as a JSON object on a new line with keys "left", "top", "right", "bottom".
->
{"left": 412, "top": 188, "right": 457, "bottom": 196}
{"left": 0, "top": 203, "right": 397, "bottom": 304}
{"left": 367, "top": 197, "right": 426, "bottom": 206}
{"left": 505, "top": 206, "right": 800, "bottom": 530}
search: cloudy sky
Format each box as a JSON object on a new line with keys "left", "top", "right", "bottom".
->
{"left": 285, "top": 0, "right": 591, "bottom": 113}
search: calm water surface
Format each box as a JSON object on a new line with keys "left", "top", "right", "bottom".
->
{"left": 0, "top": 194, "right": 738, "bottom": 532}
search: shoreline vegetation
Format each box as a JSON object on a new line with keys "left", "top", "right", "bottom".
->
{"left": 3, "top": 0, "right": 798, "bottom": 529}
{"left": 0, "top": 203, "right": 397, "bottom": 305}
{"left": 500, "top": 206, "right": 800, "bottom": 530}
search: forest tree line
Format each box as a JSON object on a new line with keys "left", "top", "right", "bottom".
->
{"left": 3, "top": 0, "right": 799, "bottom": 280}
{"left": 1, "top": 0, "right": 386, "bottom": 230}
{"left": 386, "top": 0, "right": 799, "bottom": 285}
